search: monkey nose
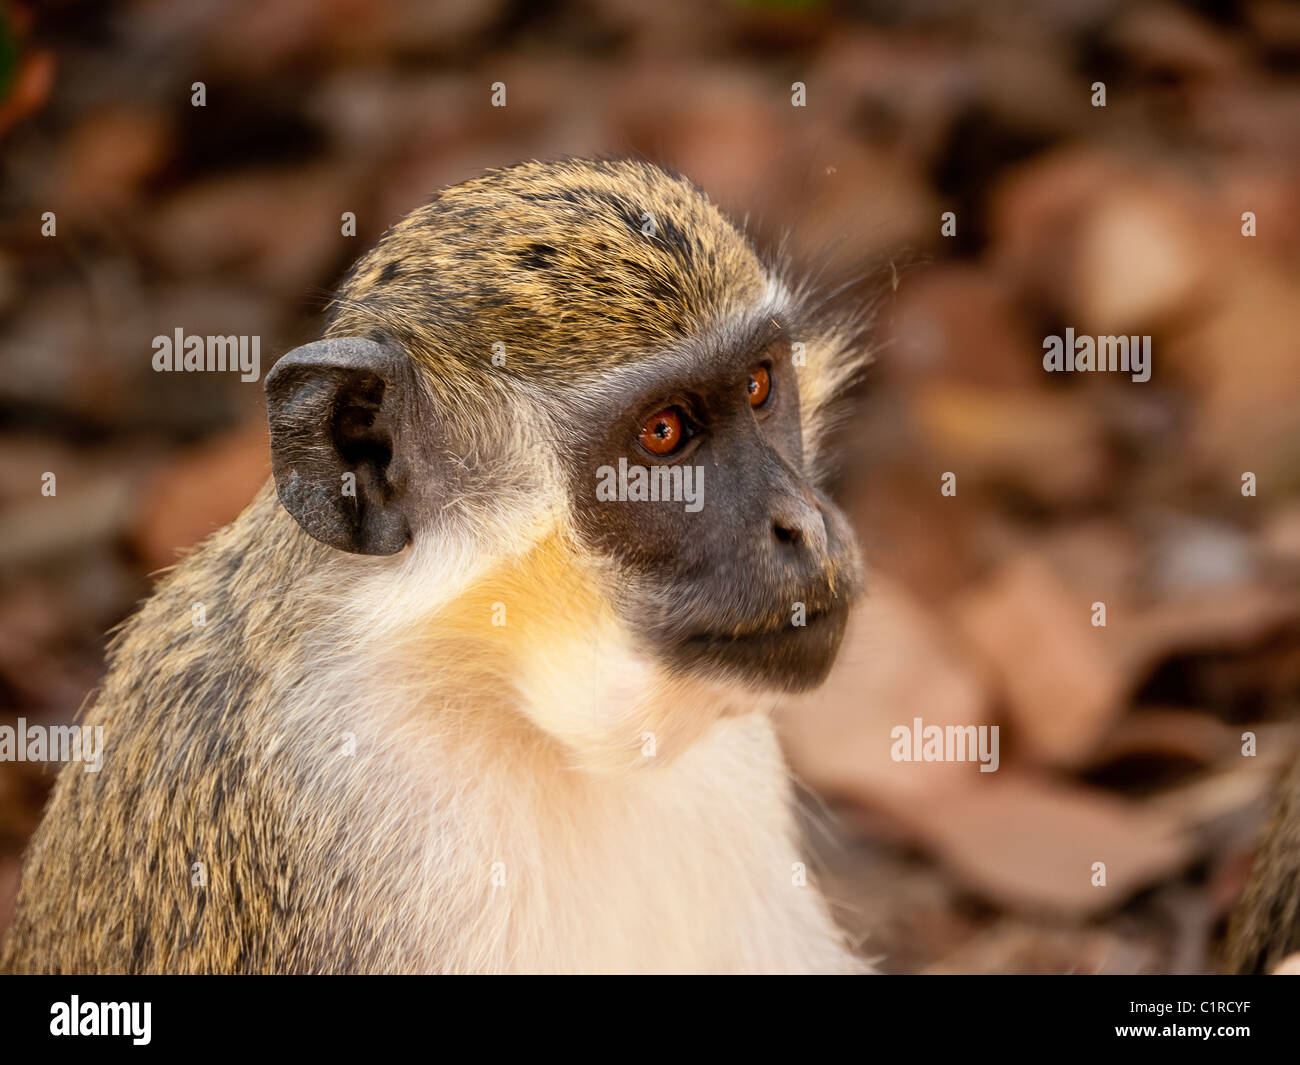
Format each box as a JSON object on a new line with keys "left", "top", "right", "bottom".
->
{"left": 770, "top": 497, "right": 829, "bottom": 563}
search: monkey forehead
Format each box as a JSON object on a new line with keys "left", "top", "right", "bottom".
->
{"left": 559, "top": 291, "right": 796, "bottom": 404}
{"left": 333, "top": 159, "right": 770, "bottom": 380}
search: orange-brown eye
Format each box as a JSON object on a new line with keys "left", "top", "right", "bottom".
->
{"left": 747, "top": 365, "right": 771, "bottom": 407}
{"left": 639, "top": 408, "right": 684, "bottom": 455}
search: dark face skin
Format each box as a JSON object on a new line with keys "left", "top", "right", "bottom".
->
{"left": 566, "top": 313, "right": 862, "bottom": 692}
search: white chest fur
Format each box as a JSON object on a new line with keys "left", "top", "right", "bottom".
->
{"left": 355, "top": 709, "right": 855, "bottom": 974}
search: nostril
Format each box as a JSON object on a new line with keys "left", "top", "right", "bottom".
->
{"left": 773, "top": 521, "right": 803, "bottom": 546}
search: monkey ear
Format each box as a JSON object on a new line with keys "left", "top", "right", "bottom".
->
{"left": 265, "top": 336, "right": 413, "bottom": 555}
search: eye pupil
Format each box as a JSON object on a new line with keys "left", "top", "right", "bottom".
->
{"left": 639, "top": 408, "right": 684, "bottom": 455}
{"left": 747, "top": 365, "right": 771, "bottom": 407}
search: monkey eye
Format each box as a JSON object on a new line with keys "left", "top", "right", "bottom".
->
{"left": 638, "top": 407, "right": 687, "bottom": 456}
{"left": 747, "top": 365, "right": 772, "bottom": 408}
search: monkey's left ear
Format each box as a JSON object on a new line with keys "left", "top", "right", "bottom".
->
{"left": 265, "top": 336, "right": 415, "bottom": 555}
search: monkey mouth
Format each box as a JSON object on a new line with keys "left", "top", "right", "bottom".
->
{"left": 684, "top": 604, "right": 836, "bottom": 646}
{"left": 674, "top": 599, "right": 850, "bottom": 693}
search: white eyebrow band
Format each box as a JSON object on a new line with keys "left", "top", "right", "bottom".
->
{"left": 566, "top": 295, "right": 796, "bottom": 406}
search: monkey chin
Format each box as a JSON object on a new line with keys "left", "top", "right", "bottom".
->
{"left": 521, "top": 603, "right": 851, "bottom": 776}
{"left": 673, "top": 601, "right": 852, "bottom": 696}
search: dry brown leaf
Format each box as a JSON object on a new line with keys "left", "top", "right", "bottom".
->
{"left": 907, "top": 771, "right": 1195, "bottom": 918}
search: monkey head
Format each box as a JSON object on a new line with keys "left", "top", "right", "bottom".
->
{"left": 265, "top": 159, "right": 869, "bottom": 759}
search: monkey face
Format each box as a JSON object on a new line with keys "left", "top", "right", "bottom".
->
{"left": 566, "top": 314, "right": 863, "bottom": 694}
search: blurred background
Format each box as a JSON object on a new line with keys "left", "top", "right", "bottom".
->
{"left": 1, "top": 0, "right": 1298, "bottom": 973}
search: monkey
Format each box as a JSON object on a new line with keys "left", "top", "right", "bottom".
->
{"left": 1225, "top": 753, "right": 1300, "bottom": 974}
{"left": 1, "top": 158, "right": 871, "bottom": 974}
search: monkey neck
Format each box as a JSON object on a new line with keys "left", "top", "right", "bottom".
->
{"left": 149, "top": 485, "right": 756, "bottom": 778}
{"left": 362, "top": 525, "right": 764, "bottom": 773}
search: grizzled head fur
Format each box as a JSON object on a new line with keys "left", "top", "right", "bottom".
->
{"left": 329, "top": 159, "right": 768, "bottom": 384}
